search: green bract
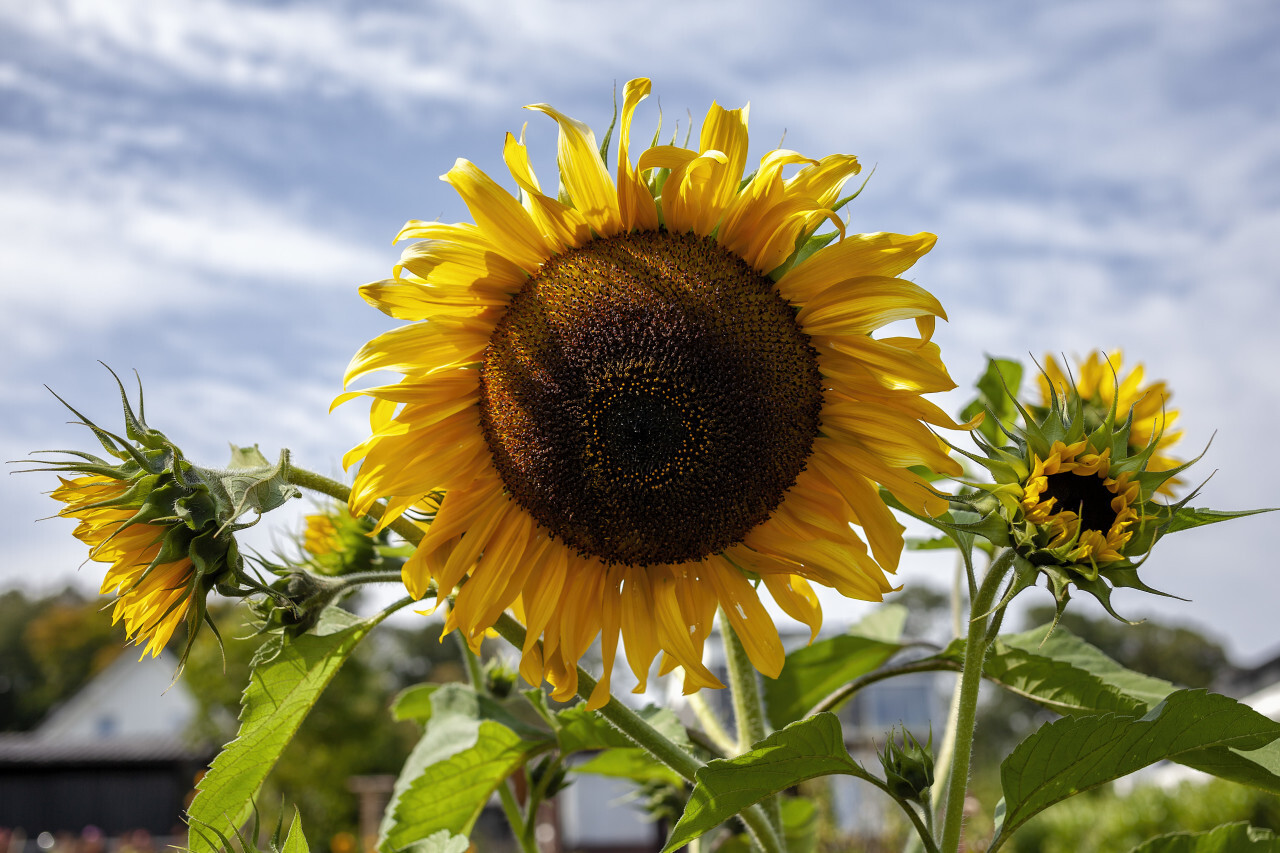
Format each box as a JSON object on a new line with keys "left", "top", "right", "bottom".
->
{"left": 943, "top": 358, "right": 1266, "bottom": 623}
{"left": 24, "top": 368, "right": 299, "bottom": 662}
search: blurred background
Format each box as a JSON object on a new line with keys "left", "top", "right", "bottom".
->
{"left": 1, "top": 0, "right": 1278, "bottom": 848}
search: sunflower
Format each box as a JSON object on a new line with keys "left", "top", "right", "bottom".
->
{"left": 1040, "top": 351, "right": 1182, "bottom": 492}
{"left": 1018, "top": 440, "right": 1140, "bottom": 575}
{"left": 341, "top": 78, "right": 965, "bottom": 708}
{"left": 53, "top": 474, "right": 199, "bottom": 658}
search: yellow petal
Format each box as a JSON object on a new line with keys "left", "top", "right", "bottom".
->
{"left": 526, "top": 102, "right": 623, "bottom": 237}
{"left": 777, "top": 231, "right": 937, "bottom": 303}
{"left": 502, "top": 132, "right": 592, "bottom": 250}
{"left": 442, "top": 159, "right": 555, "bottom": 273}
{"left": 761, "top": 573, "right": 823, "bottom": 643}
{"left": 705, "top": 556, "right": 784, "bottom": 678}
{"left": 796, "top": 276, "right": 947, "bottom": 336}
{"left": 618, "top": 78, "right": 660, "bottom": 232}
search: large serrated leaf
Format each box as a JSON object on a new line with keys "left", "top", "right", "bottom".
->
{"left": 378, "top": 684, "right": 552, "bottom": 851}
{"left": 663, "top": 714, "right": 875, "bottom": 852}
{"left": 575, "top": 747, "right": 685, "bottom": 787}
{"left": 187, "top": 608, "right": 383, "bottom": 852}
{"left": 1127, "top": 822, "right": 1279, "bottom": 852}
{"left": 764, "top": 606, "right": 907, "bottom": 728}
{"left": 992, "top": 690, "right": 1280, "bottom": 848}
{"left": 1175, "top": 738, "right": 1280, "bottom": 794}
{"left": 940, "top": 624, "right": 1177, "bottom": 717}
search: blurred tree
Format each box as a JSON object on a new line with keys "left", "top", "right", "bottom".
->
{"left": 0, "top": 587, "right": 124, "bottom": 731}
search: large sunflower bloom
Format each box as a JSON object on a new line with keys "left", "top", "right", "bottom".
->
{"left": 53, "top": 475, "right": 198, "bottom": 658}
{"left": 1040, "top": 351, "right": 1182, "bottom": 493}
{"left": 341, "top": 78, "right": 965, "bottom": 708}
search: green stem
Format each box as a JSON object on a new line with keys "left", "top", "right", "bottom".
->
{"left": 927, "top": 553, "right": 975, "bottom": 837}
{"left": 331, "top": 570, "right": 410, "bottom": 588}
{"left": 286, "top": 466, "right": 425, "bottom": 545}
{"left": 490, "top": 613, "right": 784, "bottom": 853}
{"left": 686, "top": 691, "right": 737, "bottom": 756}
{"left": 937, "top": 548, "right": 1016, "bottom": 853}
{"left": 719, "top": 609, "right": 784, "bottom": 847}
{"left": 455, "top": 631, "right": 486, "bottom": 692}
{"left": 497, "top": 781, "right": 538, "bottom": 853}
{"left": 807, "top": 656, "right": 959, "bottom": 719}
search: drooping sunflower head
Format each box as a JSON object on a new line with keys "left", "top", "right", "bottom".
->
{"left": 1039, "top": 350, "right": 1183, "bottom": 494}
{"left": 341, "top": 78, "right": 969, "bottom": 707}
{"left": 27, "top": 371, "right": 299, "bottom": 663}
{"left": 956, "top": 358, "right": 1204, "bottom": 621}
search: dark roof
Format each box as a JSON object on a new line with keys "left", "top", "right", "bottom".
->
{"left": 0, "top": 734, "right": 212, "bottom": 766}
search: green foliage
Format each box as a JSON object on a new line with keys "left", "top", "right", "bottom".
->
{"left": 1009, "top": 780, "right": 1280, "bottom": 853}
{"left": 961, "top": 356, "right": 1025, "bottom": 445}
{"left": 949, "top": 623, "right": 1177, "bottom": 717}
{"left": 663, "top": 714, "right": 878, "bottom": 853}
{"left": 187, "top": 607, "right": 388, "bottom": 853}
{"left": 992, "top": 690, "right": 1280, "bottom": 849}
{"left": 378, "top": 684, "right": 553, "bottom": 851}
{"left": 764, "top": 604, "right": 908, "bottom": 728}
{"left": 1129, "top": 822, "right": 1279, "bottom": 853}
{"left": 1022, "top": 604, "right": 1230, "bottom": 690}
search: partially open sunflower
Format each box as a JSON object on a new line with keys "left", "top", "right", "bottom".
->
{"left": 341, "top": 78, "right": 965, "bottom": 707}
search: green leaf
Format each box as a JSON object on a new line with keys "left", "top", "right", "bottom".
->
{"left": 281, "top": 810, "right": 310, "bottom": 853}
{"left": 187, "top": 608, "right": 383, "bottom": 853}
{"left": 391, "top": 683, "right": 442, "bottom": 723}
{"left": 764, "top": 606, "right": 907, "bottom": 728}
{"left": 780, "top": 797, "right": 819, "bottom": 853}
{"left": 939, "top": 624, "right": 1176, "bottom": 717}
{"left": 1162, "top": 506, "right": 1275, "bottom": 535}
{"left": 962, "top": 357, "right": 1024, "bottom": 445}
{"left": 1127, "top": 822, "right": 1279, "bottom": 852}
{"left": 992, "top": 690, "right": 1280, "bottom": 848}
{"left": 378, "top": 684, "right": 553, "bottom": 851}
{"left": 554, "top": 703, "right": 691, "bottom": 754}
{"left": 663, "top": 714, "right": 875, "bottom": 852}
{"left": 575, "top": 747, "right": 685, "bottom": 787}
{"left": 396, "top": 831, "right": 473, "bottom": 853}
{"left": 1175, "top": 738, "right": 1280, "bottom": 795}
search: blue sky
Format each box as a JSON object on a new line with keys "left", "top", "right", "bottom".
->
{"left": 3, "top": 0, "right": 1277, "bottom": 661}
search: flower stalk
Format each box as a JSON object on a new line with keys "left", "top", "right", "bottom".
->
{"left": 938, "top": 548, "right": 1016, "bottom": 853}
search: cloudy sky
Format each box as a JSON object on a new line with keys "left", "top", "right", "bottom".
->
{"left": 3, "top": 0, "right": 1277, "bottom": 662}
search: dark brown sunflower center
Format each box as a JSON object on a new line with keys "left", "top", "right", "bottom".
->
{"left": 1042, "top": 472, "right": 1118, "bottom": 533}
{"left": 477, "top": 230, "right": 823, "bottom": 566}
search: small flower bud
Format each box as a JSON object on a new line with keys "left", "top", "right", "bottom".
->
{"left": 878, "top": 726, "right": 935, "bottom": 803}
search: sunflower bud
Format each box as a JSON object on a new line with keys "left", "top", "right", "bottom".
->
{"left": 301, "top": 505, "right": 383, "bottom": 576}
{"left": 950, "top": 358, "right": 1269, "bottom": 624}
{"left": 878, "top": 726, "right": 934, "bottom": 802}
{"left": 26, "top": 369, "right": 300, "bottom": 664}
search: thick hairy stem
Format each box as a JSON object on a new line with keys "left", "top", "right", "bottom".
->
{"left": 285, "top": 467, "right": 425, "bottom": 545}
{"left": 937, "top": 549, "right": 1016, "bottom": 853}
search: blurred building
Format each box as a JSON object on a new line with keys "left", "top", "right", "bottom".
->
{"left": 0, "top": 650, "right": 211, "bottom": 845}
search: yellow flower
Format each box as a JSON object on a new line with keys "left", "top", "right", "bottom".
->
{"left": 53, "top": 475, "right": 197, "bottom": 658}
{"left": 1018, "top": 440, "right": 1140, "bottom": 576}
{"left": 341, "top": 78, "right": 965, "bottom": 708}
{"left": 1040, "top": 351, "right": 1182, "bottom": 492}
